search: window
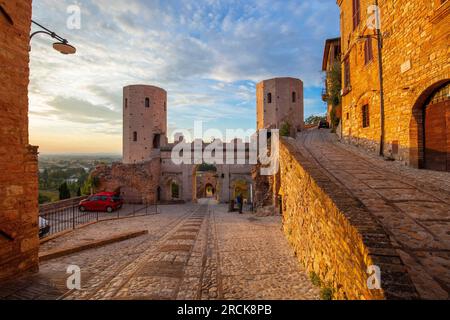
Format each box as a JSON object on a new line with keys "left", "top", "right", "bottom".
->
{"left": 352, "top": 0, "right": 361, "bottom": 30}
{"left": 125, "top": 98, "right": 128, "bottom": 109}
{"left": 153, "top": 134, "right": 161, "bottom": 149}
{"left": 344, "top": 57, "right": 351, "bottom": 89}
{"left": 362, "top": 105, "right": 370, "bottom": 128}
{"left": 346, "top": 112, "right": 349, "bottom": 120}
{"left": 133, "top": 131, "right": 137, "bottom": 141}
{"left": 364, "top": 37, "right": 373, "bottom": 64}
{"left": 164, "top": 101, "right": 166, "bottom": 111}
{"left": 267, "top": 93, "right": 272, "bottom": 104}
{"left": 145, "top": 97, "right": 150, "bottom": 108}
{"left": 292, "top": 92, "right": 296, "bottom": 103}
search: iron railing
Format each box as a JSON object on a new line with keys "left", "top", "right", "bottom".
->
{"left": 39, "top": 201, "right": 158, "bottom": 239}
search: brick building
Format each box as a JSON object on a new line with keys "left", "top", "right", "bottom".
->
{"left": 337, "top": 0, "right": 449, "bottom": 171}
{"left": 0, "top": 0, "right": 40, "bottom": 282}
{"left": 322, "top": 38, "right": 342, "bottom": 128}
{"left": 256, "top": 77, "right": 304, "bottom": 136}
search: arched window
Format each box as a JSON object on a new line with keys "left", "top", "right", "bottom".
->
{"left": 145, "top": 97, "right": 150, "bottom": 108}
{"left": 292, "top": 92, "right": 296, "bottom": 103}
{"left": 267, "top": 93, "right": 272, "bottom": 104}
{"left": 133, "top": 131, "right": 137, "bottom": 142}
{"left": 171, "top": 182, "right": 180, "bottom": 199}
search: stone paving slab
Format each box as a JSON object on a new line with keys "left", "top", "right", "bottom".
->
{"left": 295, "top": 129, "right": 450, "bottom": 299}
{"left": 0, "top": 202, "right": 319, "bottom": 300}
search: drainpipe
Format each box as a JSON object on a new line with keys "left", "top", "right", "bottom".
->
{"left": 375, "top": 0, "right": 385, "bottom": 157}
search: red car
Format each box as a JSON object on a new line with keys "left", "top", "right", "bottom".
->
{"left": 79, "top": 192, "right": 123, "bottom": 213}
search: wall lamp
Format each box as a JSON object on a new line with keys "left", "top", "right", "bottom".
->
{"left": 30, "top": 20, "right": 76, "bottom": 55}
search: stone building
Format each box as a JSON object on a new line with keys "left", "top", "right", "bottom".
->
{"left": 321, "top": 38, "right": 342, "bottom": 129}
{"left": 0, "top": 0, "right": 39, "bottom": 282}
{"left": 253, "top": 77, "right": 305, "bottom": 214}
{"left": 123, "top": 85, "right": 167, "bottom": 164}
{"left": 337, "top": 0, "right": 449, "bottom": 171}
{"left": 256, "top": 77, "right": 304, "bottom": 136}
{"left": 93, "top": 86, "right": 254, "bottom": 204}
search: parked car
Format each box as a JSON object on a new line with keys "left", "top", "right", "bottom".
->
{"left": 318, "top": 120, "right": 330, "bottom": 129}
{"left": 79, "top": 192, "right": 124, "bottom": 213}
{"left": 39, "top": 217, "right": 50, "bottom": 238}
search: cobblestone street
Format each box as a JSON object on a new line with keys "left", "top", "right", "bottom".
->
{"left": 293, "top": 129, "right": 450, "bottom": 299}
{"left": 0, "top": 202, "right": 319, "bottom": 300}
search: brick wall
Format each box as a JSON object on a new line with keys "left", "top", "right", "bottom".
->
{"left": 279, "top": 138, "right": 417, "bottom": 299}
{"left": 123, "top": 85, "right": 167, "bottom": 164}
{"left": 338, "top": 0, "right": 450, "bottom": 166}
{"left": 0, "top": 0, "right": 39, "bottom": 281}
{"left": 256, "top": 77, "right": 304, "bottom": 135}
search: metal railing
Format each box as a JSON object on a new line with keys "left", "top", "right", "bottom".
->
{"left": 39, "top": 201, "right": 158, "bottom": 239}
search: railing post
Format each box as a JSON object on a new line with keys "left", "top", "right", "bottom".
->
{"left": 72, "top": 205, "right": 75, "bottom": 230}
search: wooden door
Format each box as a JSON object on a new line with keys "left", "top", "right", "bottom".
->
{"left": 424, "top": 100, "right": 449, "bottom": 172}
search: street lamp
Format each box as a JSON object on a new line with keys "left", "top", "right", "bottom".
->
{"left": 30, "top": 20, "right": 76, "bottom": 55}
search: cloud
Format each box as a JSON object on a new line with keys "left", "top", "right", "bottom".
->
{"left": 30, "top": 0, "right": 339, "bottom": 152}
{"left": 32, "top": 96, "right": 121, "bottom": 125}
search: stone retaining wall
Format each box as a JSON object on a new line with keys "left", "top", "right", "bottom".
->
{"left": 39, "top": 196, "right": 88, "bottom": 215}
{"left": 279, "top": 139, "right": 418, "bottom": 299}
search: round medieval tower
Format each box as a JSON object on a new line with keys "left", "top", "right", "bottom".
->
{"left": 123, "top": 85, "right": 167, "bottom": 164}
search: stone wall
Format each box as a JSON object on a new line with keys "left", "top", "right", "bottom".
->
{"left": 337, "top": 0, "right": 450, "bottom": 166}
{"left": 0, "top": 0, "right": 39, "bottom": 282}
{"left": 39, "top": 196, "right": 88, "bottom": 215}
{"left": 92, "top": 159, "right": 161, "bottom": 204}
{"left": 279, "top": 139, "right": 417, "bottom": 299}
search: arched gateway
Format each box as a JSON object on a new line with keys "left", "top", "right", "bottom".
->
{"left": 410, "top": 80, "right": 450, "bottom": 172}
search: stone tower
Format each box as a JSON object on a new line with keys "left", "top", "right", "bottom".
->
{"left": 256, "top": 77, "right": 304, "bottom": 136}
{"left": 123, "top": 85, "right": 167, "bottom": 164}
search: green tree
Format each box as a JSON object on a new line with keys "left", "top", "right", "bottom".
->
{"left": 280, "top": 122, "right": 291, "bottom": 137}
{"left": 326, "top": 59, "right": 342, "bottom": 108}
{"left": 38, "top": 193, "right": 51, "bottom": 204}
{"left": 81, "top": 175, "right": 100, "bottom": 195}
{"left": 76, "top": 186, "right": 82, "bottom": 197}
{"left": 326, "top": 59, "right": 342, "bottom": 129}
{"left": 305, "top": 115, "right": 327, "bottom": 125}
{"left": 58, "top": 182, "right": 71, "bottom": 200}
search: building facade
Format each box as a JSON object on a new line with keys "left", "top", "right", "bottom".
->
{"left": 256, "top": 77, "right": 304, "bottom": 136}
{"left": 337, "top": 0, "right": 449, "bottom": 171}
{"left": 93, "top": 85, "right": 254, "bottom": 204}
{"left": 322, "top": 38, "right": 342, "bottom": 129}
{"left": 0, "top": 0, "right": 39, "bottom": 282}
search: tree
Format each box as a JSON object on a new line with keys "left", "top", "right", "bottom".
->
{"left": 326, "top": 59, "right": 342, "bottom": 129}
{"left": 326, "top": 59, "right": 342, "bottom": 108}
{"left": 81, "top": 175, "right": 100, "bottom": 195}
{"left": 41, "top": 169, "right": 49, "bottom": 189}
{"left": 58, "top": 182, "right": 71, "bottom": 200}
{"left": 305, "top": 115, "right": 327, "bottom": 125}
{"left": 280, "top": 122, "right": 291, "bottom": 137}
{"left": 76, "top": 186, "right": 81, "bottom": 197}
{"left": 38, "top": 193, "right": 51, "bottom": 204}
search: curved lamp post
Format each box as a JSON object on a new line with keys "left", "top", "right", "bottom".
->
{"left": 30, "top": 20, "right": 76, "bottom": 55}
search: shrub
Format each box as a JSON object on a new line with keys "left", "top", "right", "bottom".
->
{"left": 280, "top": 122, "right": 291, "bottom": 137}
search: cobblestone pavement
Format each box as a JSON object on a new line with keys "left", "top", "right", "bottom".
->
{"left": 0, "top": 202, "right": 318, "bottom": 300}
{"left": 294, "top": 129, "right": 450, "bottom": 299}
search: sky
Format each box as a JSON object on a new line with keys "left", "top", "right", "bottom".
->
{"left": 29, "top": 0, "right": 340, "bottom": 154}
